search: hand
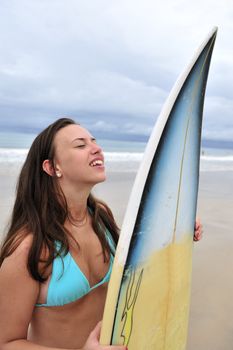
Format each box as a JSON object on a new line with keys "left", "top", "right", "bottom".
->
{"left": 83, "top": 321, "right": 127, "bottom": 350}
{"left": 193, "top": 218, "right": 203, "bottom": 242}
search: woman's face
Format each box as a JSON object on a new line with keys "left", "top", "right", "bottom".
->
{"left": 53, "top": 124, "right": 106, "bottom": 187}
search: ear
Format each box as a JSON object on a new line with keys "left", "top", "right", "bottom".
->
{"left": 42, "top": 159, "right": 55, "bottom": 177}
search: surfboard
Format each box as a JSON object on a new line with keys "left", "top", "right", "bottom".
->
{"left": 100, "top": 27, "right": 217, "bottom": 350}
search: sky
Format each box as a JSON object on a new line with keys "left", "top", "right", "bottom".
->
{"left": 0, "top": 0, "right": 232, "bottom": 142}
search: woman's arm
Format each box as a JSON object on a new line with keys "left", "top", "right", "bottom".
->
{"left": 0, "top": 235, "right": 41, "bottom": 349}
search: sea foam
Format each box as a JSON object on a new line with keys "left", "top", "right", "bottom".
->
{"left": 0, "top": 148, "right": 233, "bottom": 172}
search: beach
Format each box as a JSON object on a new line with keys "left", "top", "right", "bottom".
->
{"left": 0, "top": 161, "right": 233, "bottom": 349}
{"left": 187, "top": 171, "right": 233, "bottom": 350}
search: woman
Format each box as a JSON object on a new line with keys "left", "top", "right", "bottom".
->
{"left": 0, "top": 118, "right": 202, "bottom": 349}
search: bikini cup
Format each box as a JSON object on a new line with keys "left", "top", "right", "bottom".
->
{"left": 36, "top": 231, "right": 115, "bottom": 307}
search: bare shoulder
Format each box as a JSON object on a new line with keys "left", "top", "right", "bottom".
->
{"left": 14, "top": 233, "right": 33, "bottom": 253}
{"left": 16, "top": 232, "right": 50, "bottom": 259}
{"left": 0, "top": 233, "right": 34, "bottom": 278}
{"left": 2, "top": 232, "right": 51, "bottom": 278}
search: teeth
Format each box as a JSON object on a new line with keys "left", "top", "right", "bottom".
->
{"left": 90, "top": 160, "right": 103, "bottom": 167}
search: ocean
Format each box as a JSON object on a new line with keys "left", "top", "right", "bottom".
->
{"left": 0, "top": 131, "right": 233, "bottom": 173}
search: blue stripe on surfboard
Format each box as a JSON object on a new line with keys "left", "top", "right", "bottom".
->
{"left": 125, "top": 31, "right": 216, "bottom": 266}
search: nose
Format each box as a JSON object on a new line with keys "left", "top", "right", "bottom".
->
{"left": 90, "top": 141, "right": 102, "bottom": 154}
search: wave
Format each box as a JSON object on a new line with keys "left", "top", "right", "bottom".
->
{"left": 0, "top": 148, "right": 28, "bottom": 163}
{"left": 104, "top": 152, "right": 143, "bottom": 162}
{"left": 0, "top": 148, "right": 233, "bottom": 172}
{"left": 201, "top": 155, "right": 233, "bottom": 162}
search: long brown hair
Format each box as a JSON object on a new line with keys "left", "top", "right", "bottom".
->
{"left": 0, "top": 118, "right": 119, "bottom": 282}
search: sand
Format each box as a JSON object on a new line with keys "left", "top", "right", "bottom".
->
{"left": 0, "top": 166, "right": 233, "bottom": 349}
{"left": 187, "top": 171, "right": 233, "bottom": 350}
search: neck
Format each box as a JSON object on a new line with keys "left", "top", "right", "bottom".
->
{"left": 60, "top": 182, "right": 92, "bottom": 219}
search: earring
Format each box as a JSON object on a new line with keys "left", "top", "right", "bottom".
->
{"left": 56, "top": 172, "right": 62, "bottom": 178}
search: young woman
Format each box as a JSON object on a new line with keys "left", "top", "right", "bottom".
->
{"left": 0, "top": 118, "right": 202, "bottom": 349}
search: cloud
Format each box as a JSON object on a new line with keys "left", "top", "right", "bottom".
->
{"left": 0, "top": 0, "right": 232, "bottom": 141}
{"left": 203, "top": 96, "right": 233, "bottom": 140}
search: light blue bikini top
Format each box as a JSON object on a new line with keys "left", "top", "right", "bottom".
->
{"left": 36, "top": 230, "right": 115, "bottom": 307}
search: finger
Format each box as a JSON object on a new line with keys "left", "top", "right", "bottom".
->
{"left": 195, "top": 221, "right": 200, "bottom": 230}
{"left": 197, "top": 225, "right": 203, "bottom": 237}
{"left": 194, "top": 230, "right": 202, "bottom": 241}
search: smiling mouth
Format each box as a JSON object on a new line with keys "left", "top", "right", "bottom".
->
{"left": 89, "top": 159, "right": 104, "bottom": 167}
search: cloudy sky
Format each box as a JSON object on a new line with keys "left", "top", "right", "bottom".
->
{"left": 0, "top": 0, "right": 232, "bottom": 141}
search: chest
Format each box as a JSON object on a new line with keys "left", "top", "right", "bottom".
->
{"left": 37, "top": 227, "right": 112, "bottom": 306}
{"left": 69, "top": 228, "right": 110, "bottom": 285}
